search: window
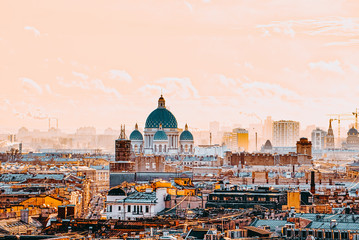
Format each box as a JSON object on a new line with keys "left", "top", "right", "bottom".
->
{"left": 140, "top": 206, "right": 143, "bottom": 212}
{"left": 258, "top": 197, "right": 266, "bottom": 202}
{"left": 152, "top": 163, "right": 156, "bottom": 169}
{"left": 146, "top": 206, "right": 149, "bottom": 213}
{"left": 247, "top": 197, "right": 254, "bottom": 201}
{"left": 127, "top": 205, "right": 131, "bottom": 212}
{"left": 118, "top": 206, "right": 121, "bottom": 211}
{"left": 108, "top": 205, "right": 112, "bottom": 212}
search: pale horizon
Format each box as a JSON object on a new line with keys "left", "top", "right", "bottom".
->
{"left": 1, "top": 1, "right": 359, "bottom": 133}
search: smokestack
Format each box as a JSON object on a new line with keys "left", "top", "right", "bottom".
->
{"left": 310, "top": 171, "right": 315, "bottom": 194}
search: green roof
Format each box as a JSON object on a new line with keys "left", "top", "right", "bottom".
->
{"left": 145, "top": 108, "right": 177, "bottom": 129}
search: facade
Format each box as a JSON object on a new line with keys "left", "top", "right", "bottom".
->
{"left": 311, "top": 128, "right": 327, "bottom": 150}
{"left": 297, "top": 137, "right": 312, "bottom": 156}
{"left": 342, "top": 127, "right": 359, "bottom": 149}
{"left": 222, "top": 128, "right": 249, "bottom": 152}
{"left": 111, "top": 125, "right": 134, "bottom": 172}
{"left": 106, "top": 188, "right": 167, "bottom": 220}
{"left": 273, "top": 120, "right": 300, "bottom": 147}
{"left": 129, "top": 95, "right": 194, "bottom": 156}
{"left": 206, "top": 187, "right": 287, "bottom": 210}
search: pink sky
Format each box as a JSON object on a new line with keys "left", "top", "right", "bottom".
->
{"left": 1, "top": 0, "right": 359, "bottom": 133}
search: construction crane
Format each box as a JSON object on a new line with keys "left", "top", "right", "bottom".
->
{"left": 327, "top": 114, "right": 354, "bottom": 146}
{"left": 353, "top": 108, "right": 358, "bottom": 130}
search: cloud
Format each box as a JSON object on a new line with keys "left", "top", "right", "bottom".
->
{"left": 24, "top": 26, "right": 40, "bottom": 37}
{"left": 139, "top": 77, "right": 199, "bottom": 99}
{"left": 257, "top": 21, "right": 296, "bottom": 37}
{"left": 108, "top": 70, "right": 132, "bottom": 82}
{"left": 257, "top": 17, "right": 359, "bottom": 38}
{"left": 218, "top": 75, "right": 238, "bottom": 87}
{"left": 91, "top": 79, "right": 122, "bottom": 99}
{"left": 58, "top": 77, "right": 121, "bottom": 99}
{"left": 72, "top": 71, "right": 89, "bottom": 80}
{"left": 325, "top": 39, "right": 359, "bottom": 46}
{"left": 309, "top": 60, "right": 344, "bottom": 74}
{"left": 20, "top": 77, "right": 43, "bottom": 94}
{"left": 184, "top": 1, "right": 193, "bottom": 12}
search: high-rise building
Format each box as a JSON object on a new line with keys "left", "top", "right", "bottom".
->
{"left": 263, "top": 116, "right": 273, "bottom": 141}
{"left": 272, "top": 120, "right": 300, "bottom": 147}
{"left": 311, "top": 128, "right": 327, "bottom": 150}
{"left": 232, "top": 128, "right": 249, "bottom": 151}
{"left": 209, "top": 121, "right": 220, "bottom": 134}
{"left": 325, "top": 120, "right": 335, "bottom": 149}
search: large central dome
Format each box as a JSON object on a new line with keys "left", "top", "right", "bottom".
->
{"left": 145, "top": 95, "right": 178, "bottom": 129}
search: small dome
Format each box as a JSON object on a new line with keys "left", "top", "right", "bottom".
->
{"left": 348, "top": 127, "right": 358, "bottom": 136}
{"left": 129, "top": 130, "right": 143, "bottom": 141}
{"left": 263, "top": 140, "right": 272, "bottom": 150}
{"left": 154, "top": 130, "right": 168, "bottom": 141}
{"left": 180, "top": 131, "right": 193, "bottom": 141}
{"left": 108, "top": 188, "right": 126, "bottom": 196}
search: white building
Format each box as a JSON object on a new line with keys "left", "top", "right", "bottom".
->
{"left": 311, "top": 128, "right": 327, "bottom": 150}
{"left": 273, "top": 120, "right": 300, "bottom": 147}
{"left": 106, "top": 188, "right": 167, "bottom": 220}
{"left": 129, "top": 95, "right": 194, "bottom": 156}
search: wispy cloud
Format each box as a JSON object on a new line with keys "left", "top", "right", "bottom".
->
{"left": 257, "top": 17, "right": 359, "bottom": 38}
{"left": 20, "top": 77, "right": 43, "bottom": 94}
{"left": 92, "top": 79, "right": 122, "bottom": 99}
{"left": 72, "top": 71, "right": 89, "bottom": 80}
{"left": 24, "top": 26, "right": 40, "bottom": 37}
{"left": 325, "top": 39, "right": 359, "bottom": 46}
{"left": 108, "top": 70, "right": 132, "bottom": 82}
{"left": 309, "top": 60, "right": 344, "bottom": 74}
{"left": 184, "top": 1, "right": 193, "bottom": 12}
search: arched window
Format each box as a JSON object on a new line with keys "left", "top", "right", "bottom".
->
{"left": 185, "top": 144, "right": 188, "bottom": 152}
{"left": 154, "top": 145, "right": 157, "bottom": 152}
{"left": 190, "top": 145, "right": 193, "bottom": 153}
{"left": 164, "top": 145, "right": 167, "bottom": 152}
{"left": 134, "top": 145, "right": 138, "bottom": 152}
{"left": 159, "top": 145, "right": 162, "bottom": 152}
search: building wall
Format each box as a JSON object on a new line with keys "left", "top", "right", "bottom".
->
{"left": 273, "top": 120, "right": 300, "bottom": 147}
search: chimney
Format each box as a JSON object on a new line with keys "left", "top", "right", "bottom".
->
{"left": 310, "top": 171, "right": 315, "bottom": 194}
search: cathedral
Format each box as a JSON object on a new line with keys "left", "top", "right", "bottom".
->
{"left": 128, "top": 95, "right": 194, "bottom": 155}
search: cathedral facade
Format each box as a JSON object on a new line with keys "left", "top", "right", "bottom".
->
{"left": 129, "top": 95, "right": 194, "bottom": 156}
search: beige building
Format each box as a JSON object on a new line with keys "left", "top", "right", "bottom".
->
{"left": 273, "top": 120, "right": 300, "bottom": 147}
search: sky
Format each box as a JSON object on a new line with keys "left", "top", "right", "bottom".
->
{"left": 1, "top": 0, "right": 359, "bottom": 133}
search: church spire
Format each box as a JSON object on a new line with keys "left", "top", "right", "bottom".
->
{"left": 119, "top": 124, "right": 127, "bottom": 139}
{"left": 185, "top": 123, "right": 188, "bottom": 131}
{"left": 135, "top": 123, "right": 138, "bottom": 130}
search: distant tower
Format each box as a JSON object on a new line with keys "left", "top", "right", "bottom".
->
{"left": 325, "top": 119, "right": 335, "bottom": 149}
{"left": 112, "top": 125, "right": 132, "bottom": 171}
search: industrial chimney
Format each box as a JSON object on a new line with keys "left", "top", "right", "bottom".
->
{"left": 310, "top": 171, "right": 315, "bottom": 194}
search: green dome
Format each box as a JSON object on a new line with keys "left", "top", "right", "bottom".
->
{"left": 129, "top": 130, "right": 143, "bottom": 141}
{"left": 154, "top": 130, "right": 168, "bottom": 141}
{"left": 180, "top": 130, "right": 193, "bottom": 141}
{"left": 145, "top": 95, "right": 178, "bottom": 129}
{"left": 145, "top": 108, "right": 178, "bottom": 129}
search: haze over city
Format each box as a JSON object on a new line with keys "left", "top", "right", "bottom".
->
{"left": 1, "top": 1, "right": 359, "bottom": 133}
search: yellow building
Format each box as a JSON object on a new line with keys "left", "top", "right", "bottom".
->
{"left": 21, "top": 195, "right": 65, "bottom": 209}
{"left": 223, "top": 128, "right": 249, "bottom": 152}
